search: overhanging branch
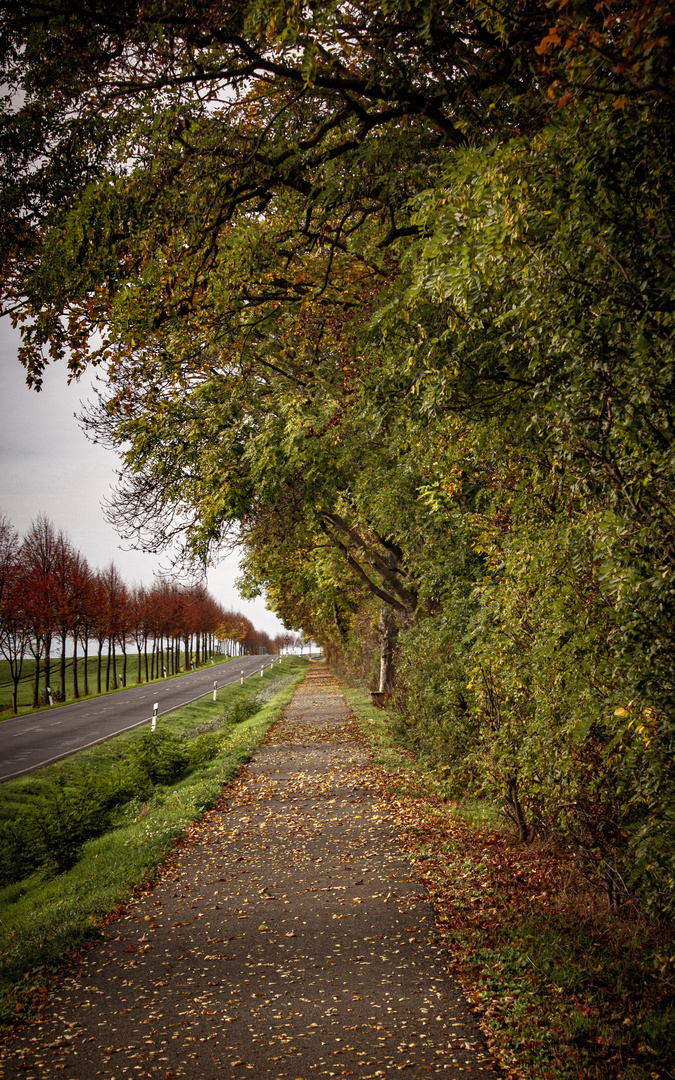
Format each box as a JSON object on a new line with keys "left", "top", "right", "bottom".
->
{"left": 319, "top": 523, "right": 408, "bottom": 615}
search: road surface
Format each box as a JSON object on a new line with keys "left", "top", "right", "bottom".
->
{"left": 0, "top": 655, "right": 278, "bottom": 782}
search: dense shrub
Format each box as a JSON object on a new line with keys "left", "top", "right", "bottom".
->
{"left": 224, "top": 693, "right": 262, "bottom": 725}
{"left": 0, "top": 770, "right": 115, "bottom": 879}
{"left": 127, "top": 731, "right": 189, "bottom": 787}
{"left": 0, "top": 688, "right": 269, "bottom": 886}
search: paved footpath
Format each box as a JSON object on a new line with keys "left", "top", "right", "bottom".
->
{"left": 0, "top": 665, "right": 497, "bottom": 1080}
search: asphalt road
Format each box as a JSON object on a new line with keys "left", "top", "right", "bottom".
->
{"left": 0, "top": 655, "right": 278, "bottom": 782}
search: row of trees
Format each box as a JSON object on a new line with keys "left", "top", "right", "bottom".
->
{"left": 0, "top": 513, "right": 275, "bottom": 712}
{"left": 2, "top": 2, "right": 673, "bottom": 917}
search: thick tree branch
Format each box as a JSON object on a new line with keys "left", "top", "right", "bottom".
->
{"left": 319, "top": 523, "right": 408, "bottom": 615}
{"left": 322, "top": 511, "right": 417, "bottom": 612}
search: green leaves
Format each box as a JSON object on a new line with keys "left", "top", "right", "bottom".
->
{"left": 3, "top": 2, "right": 675, "bottom": 916}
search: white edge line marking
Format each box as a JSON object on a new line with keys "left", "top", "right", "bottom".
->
{"left": 0, "top": 663, "right": 269, "bottom": 782}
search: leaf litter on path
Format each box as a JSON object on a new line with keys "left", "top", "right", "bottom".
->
{"left": 0, "top": 666, "right": 498, "bottom": 1080}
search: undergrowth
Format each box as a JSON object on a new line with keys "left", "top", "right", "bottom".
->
{"left": 340, "top": 680, "right": 675, "bottom": 1080}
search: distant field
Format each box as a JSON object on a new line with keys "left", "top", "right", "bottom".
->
{"left": 0, "top": 653, "right": 232, "bottom": 719}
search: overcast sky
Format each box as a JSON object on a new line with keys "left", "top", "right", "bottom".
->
{"left": 0, "top": 319, "right": 286, "bottom": 637}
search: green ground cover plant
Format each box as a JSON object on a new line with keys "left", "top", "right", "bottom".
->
{"left": 0, "top": 654, "right": 232, "bottom": 720}
{"left": 343, "top": 680, "right": 675, "bottom": 1080}
{"left": 0, "top": 656, "right": 308, "bottom": 1025}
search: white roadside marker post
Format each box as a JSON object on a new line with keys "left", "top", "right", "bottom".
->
{"left": 240, "top": 669, "right": 244, "bottom": 685}
{"left": 260, "top": 667, "right": 264, "bottom": 677}
{"left": 213, "top": 680, "right": 218, "bottom": 702}
{"left": 46, "top": 686, "right": 54, "bottom": 706}
{"left": 152, "top": 702, "right": 158, "bottom": 732}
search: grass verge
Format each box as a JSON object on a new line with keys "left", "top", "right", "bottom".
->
{"left": 342, "top": 681, "right": 675, "bottom": 1080}
{"left": 0, "top": 656, "right": 308, "bottom": 1026}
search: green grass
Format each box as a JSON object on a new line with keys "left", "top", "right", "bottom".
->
{"left": 0, "top": 655, "right": 308, "bottom": 1025}
{"left": 0, "top": 652, "right": 234, "bottom": 720}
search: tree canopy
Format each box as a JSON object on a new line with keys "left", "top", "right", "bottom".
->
{"left": 2, "top": 0, "right": 675, "bottom": 917}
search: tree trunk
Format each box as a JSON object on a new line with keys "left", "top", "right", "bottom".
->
{"left": 332, "top": 601, "right": 347, "bottom": 640}
{"left": 97, "top": 640, "right": 103, "bottom": 694}
{"left": 378, "top": 602, "right": 398, "bottom": 694}
{"left": 33, "top": 649, "right": 41, "bottom": 708}
{"left": 106, "top": 639, "right": 111, "bottom": 692}
{"left": 121, "top": 642, "right": 127, "bottom": 687}
{"left": 82, "top": 636, "right": 89, "bottom": 696}
{"left": 73, "top": 634, "right": 79, "bottom": 699}
{"left": 44, "top": 632, "right": 52, "bottom": 704}
{"left": 112, "top": 638, "right": 118, "bottom": 689}
{"left": 505, "top": 777, "right": 528, "bottom": 844}
{"left": 59, "top": 630, "right": 67, "bottom": 701}
{"left": 144, "top": 639, "right": 149, "bottom": 682}
{"left": 137, "top": 642, "right": 142, "bottom": 684}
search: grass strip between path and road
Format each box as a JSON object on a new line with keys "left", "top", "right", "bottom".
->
{"left": 0, "top": 656, "right": 309, "bottom": 1026}
{"left": 341, "top": 680, "right": 675, "bottom": 1080}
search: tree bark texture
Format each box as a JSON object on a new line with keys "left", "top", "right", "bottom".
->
{"left": 378, "top": 602, "right": 398, "bottom": 694}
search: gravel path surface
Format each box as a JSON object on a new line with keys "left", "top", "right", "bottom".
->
{"left": 0, "top": 665, "right": 497, "bottom": 1080}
